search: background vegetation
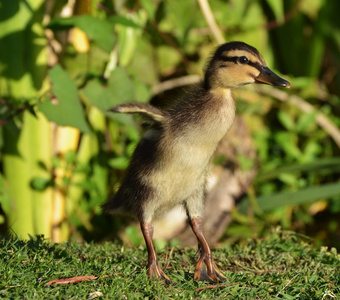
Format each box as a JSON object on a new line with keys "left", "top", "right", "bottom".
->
{"left": 0, "top": 0, "right": 340, "bottom": 250}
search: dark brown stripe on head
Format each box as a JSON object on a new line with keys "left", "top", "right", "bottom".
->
{"left": 213, "top": 41, "right": 264, "bottom": 63}
{"left": 219, "top": 56, "right": 263, "bottom": 72}
{"left": 248, "top": 61, "right": 262, "bottom": 72}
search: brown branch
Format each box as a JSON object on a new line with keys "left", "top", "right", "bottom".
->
{"left": 4, "top": 284, "right": 21, "bottom": 289}
{"left": 44, "top": 273, "right": 122, "bottom": 286}
{"left": 151, "top": 75, "right": 201, "bottom": 95}
{"left": 0, "top": 107, "right": 26, "bottom": 127}
{"left": 249, "top": 269, "right": 278, "bottom": 274}
{"left": 197, "top": 0, "right": 225, "bottom": 44}
{"left": 195, "top": 282, "right": 242, "bottom": 292}
{"left": 255, "top": 86, "right": 340, "bottom": 149}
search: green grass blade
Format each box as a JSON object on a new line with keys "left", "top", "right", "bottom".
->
{"left": 256, "top": 157, "right": 340, "bottom": 182}
{"left": 240, "top": 182, "right": 340, "bottom": 213}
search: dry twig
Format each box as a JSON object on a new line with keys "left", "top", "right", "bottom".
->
{"left": 44, "top": 273, "right": 122, "bottom": 286}
{"left": 197, "top": 0, "right": 225, "bottom": 44}
{"left": 255, "top": 86, "right": 340, "bottom": 148}
{"left": 276, "top": 273, "right": 298, "bottom": 297}
{"left": 151, "top": 75, "right": 201, "bottom": 96}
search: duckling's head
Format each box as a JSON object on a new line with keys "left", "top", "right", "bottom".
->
{"left": 204, "top": 41, "right": 290, "bottom": 90}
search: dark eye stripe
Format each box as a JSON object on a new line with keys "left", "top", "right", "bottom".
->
{"left": 220, "top": 56, "right": 263, "bottom": 72}
{"left": 248, "top": 61, "right": 262, "bottom": 72}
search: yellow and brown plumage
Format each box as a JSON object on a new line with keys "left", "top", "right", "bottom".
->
{"left": 102, "top": 41, "right": 290, "bottom": 284}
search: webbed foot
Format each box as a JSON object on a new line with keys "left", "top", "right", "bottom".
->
{"left": 194, "top": 255, "right": 226, "bottom": 283}
{"left": 147, "top": 262, "right": 171, "bottom": 285}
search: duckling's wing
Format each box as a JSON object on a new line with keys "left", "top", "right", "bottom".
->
{"left": 110, "top": 103, "right": 166, "bottom": 123}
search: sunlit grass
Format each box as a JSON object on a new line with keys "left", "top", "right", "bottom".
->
{"left": 1, "top": 228, "right": 339, "bottom": 299}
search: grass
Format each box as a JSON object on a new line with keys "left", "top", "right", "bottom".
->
{"left": 1, "top": 228, "right": 339, "bottom": 299}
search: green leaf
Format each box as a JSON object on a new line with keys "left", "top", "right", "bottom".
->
{"left": 46, "top": 17, "right": 75, "bottom": 30}
{"left": 140, "top": 0, "right": 158, "bottom": 19}
{"left": 108, "top": 156, "right": 130, "bottom": 170}
{"left": 47, "top": 15, "right": 115, "bottom": 52}
{"left": 48, "top": 15, "right": 140, "bottom": 53}
{"left": 117, "top": 25, "right": 138, "bottom": 66}
{"left": 275, "top": 132, "right": 301, "bottom": 159}
{"left": 264, "top": 0, "right": 284, "bottom": 23}
{"left": 0, "top": 0, "right": 48, "bottom": 101}
{"left": 64, "top": 150, "right": 77, "bottom": 164}
{"left": 301, "top": 141, "right": 322, "bottom": 162}
{"left": 257, "top": 157, "right": 340, "bottom": 182}
{"left": 81, "top": 67, "right": 135, "bottom": 112}
{"left": 300, "top": 0, "right": 323, "bottom": 19}
{"left": 240, "top": 182, "right": 340, "bottom": 213}
{"left": 157, "top": 46, "right": 182, "bottom": 74}
{"left": 237, "top": 153, "right": 255, "bottom": 171}
{"left": 133, "top": 80, "right": 151, "bottom": 103}
{"left": 296, "top": 111, "right": 316, "bottom": 133}
{"left": 39, "top": 65, "right": 90, "bottom": 133}
{"left": 30, "top": 177, "right": 52, "bottom": 191}
{"left": 278, "top": 111, "right": 295, "bottom": 131}
{"left": 108, "top": 15, "right": 141, "bottom": 28}
{"left": 74, "top": 15, "right": 115, "bottom": 52}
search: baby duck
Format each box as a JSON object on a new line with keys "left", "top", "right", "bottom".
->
{"left": 102, "top": 41, "right": 290, "bottom": 284}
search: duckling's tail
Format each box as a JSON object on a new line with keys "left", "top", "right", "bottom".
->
{"left": 110, "top": 103, "right": 166, "bottom": 123}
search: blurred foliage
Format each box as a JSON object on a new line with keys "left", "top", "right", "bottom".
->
{"left": 0, "top": 0, "right": 340, "bottom": 248}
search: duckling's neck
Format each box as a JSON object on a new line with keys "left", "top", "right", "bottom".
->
{"left": 209, "top": 86, "right": 233, "bottom": 101}
{"left": 172, "top": 85, "right": 235, "bottom": 143}
{"left": 169, "top": 84, "right": 234, "bottom": 125}
{"left": 205, "top": 87, "right": 235, "bottom": 133}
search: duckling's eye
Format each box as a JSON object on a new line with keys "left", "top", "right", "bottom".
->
{"left": 239, "top": 56, "right": 249, "bottom": 64}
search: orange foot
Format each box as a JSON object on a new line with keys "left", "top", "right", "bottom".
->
{"left": 194, "top": 255, "right": 226, "bottom": 283}
{"left": 147, "top": 261, "right": 171, "bottom": 285}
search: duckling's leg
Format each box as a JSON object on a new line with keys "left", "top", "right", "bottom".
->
{"left": 140, "top": 222, "right": 171, "bottom": 284}
{"left": 189, "top": 217, "right": 227, "bottom": 283}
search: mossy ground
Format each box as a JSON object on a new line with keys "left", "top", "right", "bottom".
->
{"left": 1, "top": 229, "right": 339, "bottom": 299}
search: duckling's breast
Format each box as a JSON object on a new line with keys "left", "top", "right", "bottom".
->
{"left": 142, "top": 88, "right": 236, "bottom": 221}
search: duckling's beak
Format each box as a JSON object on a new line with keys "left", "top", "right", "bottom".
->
{"left": 255, "top": 66, "right": 290, "bottom": 88}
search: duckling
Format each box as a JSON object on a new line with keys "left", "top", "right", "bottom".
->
{"left": 102, "top": 41, "right": 290, "bottom": 284}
